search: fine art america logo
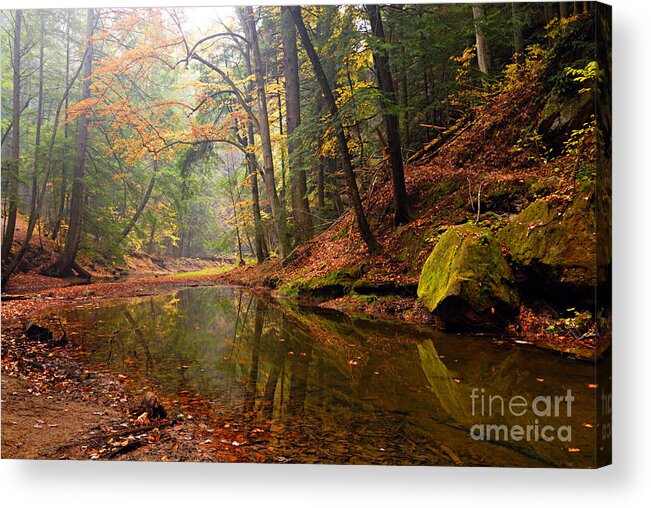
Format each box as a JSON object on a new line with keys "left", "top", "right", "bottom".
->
{"left": 469, "top": 388, "right": 574, "bottom": 443}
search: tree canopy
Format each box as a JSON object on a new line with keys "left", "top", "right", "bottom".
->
{"left": 1, "top": 3, "right": 588, "bottom": 283}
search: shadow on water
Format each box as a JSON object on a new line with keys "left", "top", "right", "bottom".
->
{"left": 58, "top": 286, "right": 600, "bottom": 467}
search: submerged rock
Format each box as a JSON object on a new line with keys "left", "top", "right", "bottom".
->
{"left": 417, "top": 224, "right": 519, "bottom": 331}
{"left": 498, "top": 192, "right": 597, "bottom": 300}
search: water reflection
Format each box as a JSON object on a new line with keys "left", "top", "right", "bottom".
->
{"left": 60, "top": 286, "right": 599, "bottom": 467}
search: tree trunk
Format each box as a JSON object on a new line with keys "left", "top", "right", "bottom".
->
{"left": 2, "top": 11, "right": 22, "bottom": 263}
{"left": 51, "top": 8, "right": 95, "bottom": 276}
{"left": 511, "top": 2, "right": 524, "bottom": 62}
{"left": 560, "top": 2, "right": 569, "bottom": 18}
{"left": 243, "top": 45, "right": 267, "bottom": 264}
{"left": 241, "top": 6, "right": 291, "bottom": 259}
{"left": 119, "top": 172, "right": 156, "bottom": 241}
{"left": 317, "top": 158, "right": 325, "bottom": 210}
{"left": 226, "top": 159, "right": 245, "bottom": 266}
{"left": 315, "top": 92, "right": 326, "bottom": 215}
{"left": 472, "top": 4, "right": 492, "bottom": 75}
{"left": 1, "top": 13, "right": 45, "bottom": 287}
{"left": 290, "top": 6, "right": 380, "bottom": 256}
{"left": 512, "top": 3, "right": 525, "bottom": 60}
{"left": 3, "top": 12, "right": 86, "bottom": 286}
{"left": 50, "top": 11, "right": 72, "bottom": 242}
{"left": 330, "top": 159, "right": 345, "bottom": 216}
{"left": 1, "top": 96, "right": 31, "bottom": 149}
{"left": 146, "top": 221, "right": 157, "bottom": 254}
{"left": 400, "top": 46, "right": 411, "bottom": 148}
{"left": 247, "top": 151, "right": 266, "bottom": 264}
{"left": 282, "top": 6, "right": 313, "bottom": 244}
{"left": 344, "top": 65, "right": 366, "bottom": 167}
{"left": 366, "top": 4, "right": 410, "bottom": 226}
{"left": 275, "top": 76, "right": 287, "bottom": 205}
{"left": 544, "top": 3, "right": 556, "bottom": 23}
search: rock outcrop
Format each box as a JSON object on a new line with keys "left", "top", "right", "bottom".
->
{"left": 498, "top": 192, "right": 597, "bottom": 300}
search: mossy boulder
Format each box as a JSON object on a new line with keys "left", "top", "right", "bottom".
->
{"left": 417, "top": 224, "right": 520, "bottom": 331}
{"left": 498, "top": 192, "right": 597, "bottom": 300}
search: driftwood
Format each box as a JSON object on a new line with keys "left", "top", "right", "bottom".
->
{"left": 55, "top": 419, "right": 175, "bottom": 452}
{"left": 72, "top": 262, "right": 92, "bottom": 280}
{"left": 1, "top": 294, "right": 30, "bottom": 301}
{"left": 103, "top": 438, "right": 149, "bottom": 459}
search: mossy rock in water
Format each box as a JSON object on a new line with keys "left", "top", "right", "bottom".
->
{"left": 498, "top": 192, "right": 597, "bottom": 300}
{"left": 417, "top": 224, "right": 519, "bottom": 331}
{"left": 279, "top": 266, "right": 366, "bottom": 302}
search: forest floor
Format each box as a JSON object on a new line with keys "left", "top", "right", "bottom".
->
{"left": 1, "top": 321, "right": 273, "bottom": 462}
{"left": 3, "top": 216, "right": 232, "bottom": 294}
{"left": 1, "top": 271, "right": 232, "bottom": 461}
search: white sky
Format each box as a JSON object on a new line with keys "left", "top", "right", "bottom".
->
{"left": 182, "top": 6, "right": 237, "bottom": 35}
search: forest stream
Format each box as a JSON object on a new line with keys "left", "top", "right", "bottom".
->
{"left": 35, "top": 284, "right": 601, "bottom": 467}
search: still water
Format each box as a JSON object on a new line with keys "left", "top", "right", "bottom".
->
{"left": 59, "top": 286, "right": 600, "bottom": 467}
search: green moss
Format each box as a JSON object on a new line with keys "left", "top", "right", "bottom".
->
{"left": 277, "top": 283, "right": 300, "bottom": 299}
{"left": 351, "top": 279, "right": 380, "bottom": 294}
{"left": 527, "top": 176, "right": 559, "bottom": 199}
{"left": 417, "top": 224, "right": 519, "bottom": 329}
{"left": 278, "top": 265, "right": 366, "bottom": 301}
{"left": 395, "top": 229, "right": 422, "bottom": 269}
{"left": 348, "top": 292, "right": 378, "bottom": 304}
{"left": 428, "top": 178, "right": 464, "bottom": 204}
{"left": 498, "top": 191, "right": 598, "bottom": 293}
